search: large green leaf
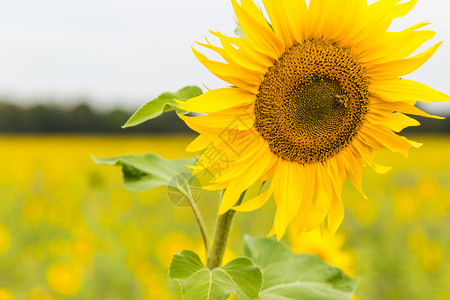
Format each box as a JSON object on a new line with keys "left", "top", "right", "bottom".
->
{"left": 244, "top": 236, "right": 358, "bottom": 300}
{"left": 122, "top": 85, "right": 202, "bottom": 128}
{"left": 169, "top": 250, "right": 262, "bottom": 300}
{"left": 93, "top": 153, "right": 197, "bottom": 198}
{"left": 244, "top": 235, "right": 291, "bottom": 269}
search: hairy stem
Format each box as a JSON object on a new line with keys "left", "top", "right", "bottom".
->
{"left": 187, "top": 196, "right": 209, "bottom": 256}
{"left": 207, "top": 190, "right": 246, "bottom": 270}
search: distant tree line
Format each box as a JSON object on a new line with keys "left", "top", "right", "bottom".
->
{"left": 0, "top": 101, "right": 449, "bottom": 134}
{"left": 0, "top": 102, "right": 191, "bottom": 134}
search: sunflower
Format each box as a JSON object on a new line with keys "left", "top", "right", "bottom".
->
{"left": 177, "top": 0, "right": 449, "bottom": 240}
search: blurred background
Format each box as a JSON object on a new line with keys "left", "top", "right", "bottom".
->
{"left": 1, "top": 0, "right": 449, "bottom": 299}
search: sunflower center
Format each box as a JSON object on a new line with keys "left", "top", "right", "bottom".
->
{"left": 254, "top": 38, "right": 370, "bottom": 164}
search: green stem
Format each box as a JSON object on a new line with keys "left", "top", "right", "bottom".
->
{"left": 207, "top": 190, "right": 246, "bottom": 270}
{"left": 187, "top": 196, "right": 209, "bottom": 256}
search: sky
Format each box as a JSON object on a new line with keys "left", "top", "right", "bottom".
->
{"left": 1, "top": 0, "right": 449, "bottom": 113}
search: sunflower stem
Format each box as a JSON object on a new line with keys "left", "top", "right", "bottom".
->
{"left": 187, "top": 195, "right": 209, "bottom": 257}
{"left": 207, "top": 190, "right": 246, "bottom": 270}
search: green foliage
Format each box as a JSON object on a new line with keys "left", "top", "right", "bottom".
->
{"left": 244, "top": 236, "right": 358, "bottom": 300}
{"left": 169, "top": 250, "right": 263, "bottom": 300}
{"left": 122, "top": 86, "right": 203, "bottom": 128}
{"left": 93, "top": 153, "right": 196, "bottom": 194}
{"left": 169, "top": 237, "right": 358, "bottom": 300}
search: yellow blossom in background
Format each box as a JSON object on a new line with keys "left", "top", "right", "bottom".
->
{"left": 157, "top": 232, "right": 196, "bottom": 267}
{"left": 70, "top": 238, "right": 95, "bottom": 266}
{"left": 407, "top": 227, "right": 443, "bottom": 273}
{"left": 228, "top": 294, "right": 238, "bottom": 300}
{"left": 351, "top": 196, "right": 379, "bottom": 226}
{"left": 21, "top": 195, "right": 47, "bottom": 226}
{"left": 417, "top": 177, "right": 438, "bottom": 199}
{"left": 393, "top": 190, "right": 419, "bottom": 222}
{"left": 127, "top": 255, "right": 173, "bottom": 300}
{"left": 289, "top": 228, "right": 355, "bottom": 276}
{"left": 45, "top": 262, "right": 82, "bottom": 296}
{"left": 0, "top": 288, "right": 13, "bottom": 300}
{"left": 0, "top": 224, "right": 10, "bottom": 255}
{"left": 110, "top": 189, "right": 135, "bottom": 215}
{"left": 25, "top": 288, "right": 56, "bottom": 300}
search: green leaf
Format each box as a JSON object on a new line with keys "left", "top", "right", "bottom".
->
{"left": 169, "top": 250, "right": 263, "bottom": 300}
{"left": 244, "top": 235, "right": 291, "bottom": 269}
{"left": 245, "top": 236, "right": 358, "bottom": 300}
{"left": 93, "top": 153, "right": 196, "bottom": 194}
{"left": 122, "top": 85, "right": 202, "bottom": 128}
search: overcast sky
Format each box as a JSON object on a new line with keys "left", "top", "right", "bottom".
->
{"left": 1, "top": 0, "right": 449, "bottom": 113}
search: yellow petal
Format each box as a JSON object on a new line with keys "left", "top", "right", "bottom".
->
{"left": 231, "top": 0, "right": 284, "bottom": 59}
{"left": 202, "top": 181, "right": 229, "bottom": 191}
{"left": 326, "top": 157, "right": 345, "bottom": 196}
{"left": 178, "top": 112, "right": 254, "bottom": 136}
{"left": 283, "top": 0, "right": 308, "bottom": 43}
{"left": 339, "top": 150, "right": 367, "bottom": 198}
{"left": 351, "top": 141, "right": 392, "bottom": 174}
{"left": 370, "top": 78, "right": 450, "bottom": 104}
{"left": 391, "top": 0, "right": 418, "bottom": 19}
{"left": 210, "top": 31, "right": 270, "bottom": 73}
{"left": 218, "top": 149, "right": 273, "bottom": 215}
{"left": 177, "top": 88, "right": 255, "bottom": 114}
{"left": 346, "top": 0, "right": 398, "bottom": 51}
{"left": 326, "top": 158, "right": 346, "bottom": 235}
{"left": 307, "top": 0, "right": 331, "bottom": 39}
{"left": 185, "top": 135, "right": 210, "bottom": 152}
{"left": 193, "top": 130, "right": 263, "bottom": 179}
{"left": 211, "top": 31, "right": 275, "bottom": 68}
{"left": 309, "top": 0, "right": 365, "bottom": 43}
{"left": 367, "top": 111, "right": 420, "bottom": 132}
{"left": 196, "top": 38, "right": 236, "bottom": 67}
{"left": 291, "top": 163, "right": 315, "bottom": 235}
{"left": 353, "top": 0, "right": 422, "bottom": 61}
{"left": 273, "top": 161, "right": 306, "bottom": 240}
{"left": 212, "top": 139, "right": 267, "bottom": 183}
{"left": 363, "top": 124, "right": 420, "bottom": 157}
{"left": 334, "top": 156, "right": 348, "bottom": 194}
{"left": 358, "top": 22, "right": 434, "bottom": 64}
{"left": 327, "top": 192, "right": 345, "bottom": 235}
{"left": 267, "top": 226, "right": 276, "bottom": 238}
{"left": 370, "top": 99, "right": 444, "bottom": 119}
{"left": 304, "top": 164, "right": 333, "bottom": 232}
{"left": 192, "top": 47, "right": 261, "bottom": 94}
{"left": 233, "top": 181, "right": 274, "bottom": 212}
{"left": 262, "top": 0, "right": 293, "bottom": 48}
{"left": 367, "top": 42, "right": 442, "bottom": 80}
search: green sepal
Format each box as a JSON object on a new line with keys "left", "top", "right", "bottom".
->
{"left": 234, "top": 21, "right": 245, "bottom": 38}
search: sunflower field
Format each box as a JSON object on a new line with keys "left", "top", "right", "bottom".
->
{"left": 0, "top": 134, "right": 448, "bottom": 300}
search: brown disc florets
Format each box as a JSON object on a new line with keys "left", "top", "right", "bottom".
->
{"left": 254, "top": 38, "right": 370, "bottom": 164}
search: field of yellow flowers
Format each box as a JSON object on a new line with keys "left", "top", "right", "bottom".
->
{"left": 0, "top": 135, "right": 449, "bottom": 300}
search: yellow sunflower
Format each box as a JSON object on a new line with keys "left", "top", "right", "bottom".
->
{"left": 177, "top": 0, "right": 449, "bottom": 240}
